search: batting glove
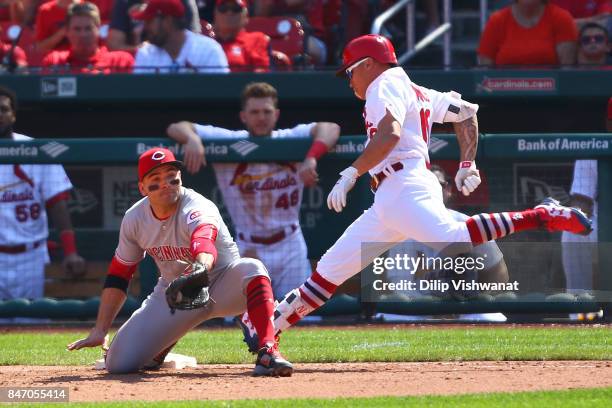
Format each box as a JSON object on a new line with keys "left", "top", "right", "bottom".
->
{"left": 327, "top": 166, "right": 359, "bottom": 213}
{"left": 454, "top": 161, "right": 481, "bottom": 196}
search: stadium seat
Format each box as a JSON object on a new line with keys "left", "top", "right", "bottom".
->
{"left": 245, "top": 16, "right": 305, "bottom": 62}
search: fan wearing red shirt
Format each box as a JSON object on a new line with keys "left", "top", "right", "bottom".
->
{"left": 607, "top": 97, "right": 612, "bottom": 130}
{"left": 478, "top": 0, "right": 578, "bottom": 66}
{"left": 42, "top": 2, "right": 134, "bottom": 73}
{"left": 35, "top": 0, "right": 80, "bottom": 55}
{"left": 214, "top": 0, "right": 269, "bottom": 72}
{"left": 552, "top": 0, "right": 612, "bottom": 25}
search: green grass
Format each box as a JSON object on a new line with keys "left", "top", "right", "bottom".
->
{"left": 11, "top": 388, "right": 612, "bottom": 407}
{"left": 0, "top": 326, "right": 610, "bottom": 365}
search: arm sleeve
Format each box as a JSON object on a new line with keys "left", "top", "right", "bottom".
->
{"left": 477, "top": 11, "right": 503, "bottom": 61}
{"left": 115, "top": 214, "right": 147, "bottom": 265}
{"left": 272, "top": 123, "right": 316, "bottom": 139}
{"left": 193, "top": 124, "right": 248, "bottom": 139}
{"left": 553, "top": 7, "right": 579, "bottom": 44}
{"left": 429, "top": 89, "right": 477, "bottom": 124}
{"left": 366, "top": 80, "right": 408, "bottom": 128}
{"left": 570, "top": 160, "right": 598, "bottom": 199}
{"left": 40, "top": 165, "right": 73, "bottom": 202}
{"left": 190, "top": 224, "right": 218, "bottom": 260}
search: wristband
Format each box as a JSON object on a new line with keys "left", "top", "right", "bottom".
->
{"left": 60, "top": 230, "right": 77, "bottom": 256}
{"left": 305, "top": 140, "right": 328, "bottom": 160}
{"left": 459, "top": 161, "right": 473, "bottom": 169}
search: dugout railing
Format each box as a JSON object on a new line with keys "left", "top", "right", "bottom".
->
{"left": 0, "top": 133, "right": 610, "bottom": 319}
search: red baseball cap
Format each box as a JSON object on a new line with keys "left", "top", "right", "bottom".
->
{"left": 132, "top": 0, "right": 185, "bottom": 21}
{"left": 216, "top": 0, "right": 248, "bottom": 7}
{"left": 138, "top": 148, "right": 183, "bottom": 181}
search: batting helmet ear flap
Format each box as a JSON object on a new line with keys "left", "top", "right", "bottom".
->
{"left": 337, "top": 34, "right": 398, "bottom": 77}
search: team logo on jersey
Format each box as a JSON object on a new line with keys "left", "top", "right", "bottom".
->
{"left": 230, "top": 163, "right": 297, "bottom": 194}
{"left": 152, "top": 151, "right": 166, "bottom": 161}
{"left": 146, "top": 246, "right": 192, "bottom": 262}
{"left": 230, "top": 140, "right": 259, "bottom": 157}
{"left": 40, "top": 142, "right": 69, "bottom": 158}
{"left": 187, "top": 210, "right": 202, "bottom": 224}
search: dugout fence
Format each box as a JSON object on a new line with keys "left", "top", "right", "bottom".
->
{"left": 0, "top": 134, "right": 610, "bottom": 319}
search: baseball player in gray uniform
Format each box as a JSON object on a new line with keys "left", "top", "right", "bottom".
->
{"left": 68, "top": 147, "right": 292, "bottom": 377}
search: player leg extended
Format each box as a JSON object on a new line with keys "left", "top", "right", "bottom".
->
{"left": 105, "top": 258, "right": 292, "bottom": 376}
{"left": 272, "top": 173, "right": 592, "bottom": 333}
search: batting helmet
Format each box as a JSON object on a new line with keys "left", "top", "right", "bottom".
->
{"left": 336, "top": 34, "right": 398, "bottom": 77}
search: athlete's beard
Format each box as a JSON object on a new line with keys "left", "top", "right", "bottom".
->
{"left": 0, "top": 125, "right": 13, "bottom": 139}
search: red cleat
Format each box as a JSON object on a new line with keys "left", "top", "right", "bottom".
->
{"left": 535, "top": 197, "right": 593, "bottom": 236}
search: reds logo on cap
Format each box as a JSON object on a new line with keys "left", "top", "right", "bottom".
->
{"left": 138, "top": 147, "right": 183, "bottom": 181}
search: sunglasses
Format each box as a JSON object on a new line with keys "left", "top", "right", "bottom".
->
{"left": 345, "top": 57, "right": 368, "bottom": 80}
{"left": 217, "top": 3, "right": 243, "bottom": 13}
{"left": 580, "top": 34, "right": 606, "bottom": 45}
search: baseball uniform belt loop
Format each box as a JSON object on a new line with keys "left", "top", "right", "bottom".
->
{"left": 238, "top": 224, "right": 298, "bottom": 245}
{"left": 0, "top": 239, "right": 44, "bottom": 254}
{"left": 370, "top": 162, "right": 404, "bottom": 193}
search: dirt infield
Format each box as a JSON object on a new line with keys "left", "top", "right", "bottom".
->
{"left": 1, "top": 361, "right": 610, "bottom": 402}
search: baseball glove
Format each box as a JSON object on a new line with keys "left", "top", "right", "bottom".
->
{"left": 165, "top": 261, "right": 211, "bottom": 312}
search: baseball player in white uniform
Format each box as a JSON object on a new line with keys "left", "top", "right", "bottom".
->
{"left": 133, "top": 0, "right": 229, "bottom": 74}
{"left": 562, "top": 160, "right": 599, "bottom": 320}
{"left": 167, "top": 82, "right": 340, "bottom": 299}
{"left": 0, "top": 86, "right": 85, "bottom": 301}
{"left": 67, "top": 147, "right": 292, "bottom": 377}
{"left": 263, "top": 34, "right": 593, "bottom": 336}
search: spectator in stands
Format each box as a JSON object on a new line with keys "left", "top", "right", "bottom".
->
{"left": 107, "top": 0, "right": 201, "bottom": 53}
{"left": 0, "top": 23, "right": 27, "bottom": 71}
{"left": 42, "top": 2, "right": 134, "bottom": 73}
{"left": 34, "top": 0, "right": 78, "bottom": 55}
{"left": 253, "top": 0, "right": 339, "bottom": 65}
{"left": 214, "top": 0, "right": 269, "bottom": 72}
{"left": 551, "top": 0, "right": 612, "bottom": 27}
{"left": 0, "top": 85, "right": 86, "bottom": 301}
{"left": 0, "top": 0, "right": 25, "bottom": 22}
{"left": 577, "top": 22, "right": 611, "bottom": 65}
{"left": 133, "top": 0, "right": 227, "bottom": 72}
{"left": 478, "top": 0, "right": 578, "bottom": 66}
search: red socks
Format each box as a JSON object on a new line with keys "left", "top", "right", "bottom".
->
{"left": 466, "top": 209, "right": 544, "bottom": 245}
{"left": 246, "top": 276, "right": 276, "bottom": 348}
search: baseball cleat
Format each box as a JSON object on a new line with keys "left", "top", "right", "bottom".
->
{"left": 236, "top": 312, "right": 260, "bottom": 354}
{"left": 253, "top": 342, "right": 293, "bottom": 377}
{"left": 535, "top": 197, "right": 593, "bottom": 236}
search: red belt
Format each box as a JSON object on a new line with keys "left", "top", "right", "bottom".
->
{"left": 370, "top": 162, "right": 404, "bottom": 193}
{"left": 239, "top": 225, "right": 298, "bottom": 245}
{"left": 0, "top": 240, "right": 43, "bottom": 254}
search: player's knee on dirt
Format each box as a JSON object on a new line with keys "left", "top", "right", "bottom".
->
{"left": 105, "top": 346, "right": 145, "bottom": 374}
